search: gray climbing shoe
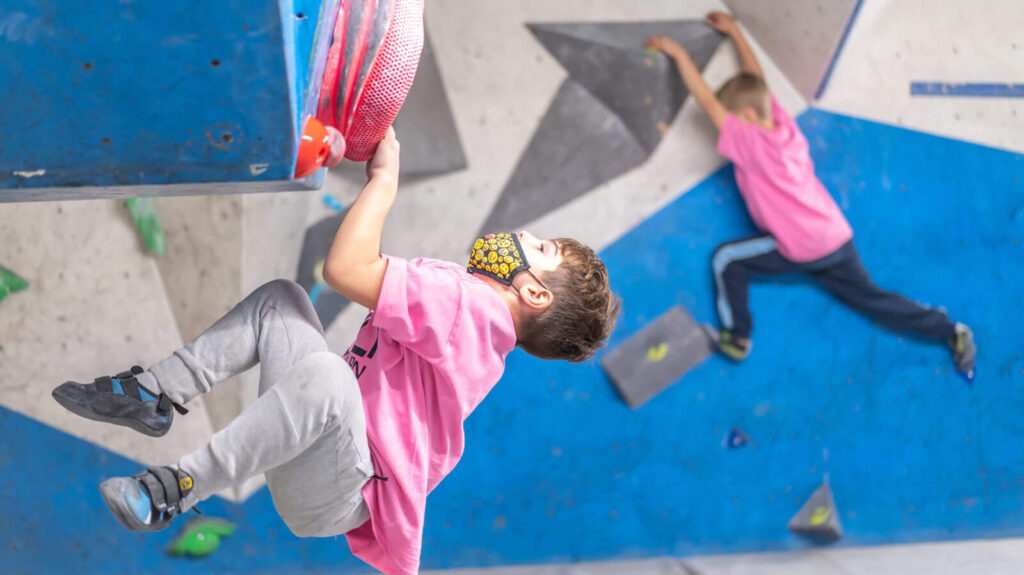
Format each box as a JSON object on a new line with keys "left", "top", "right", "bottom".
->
{"left": 950, "top": 323, "right": 976, "bottom": 384}
{"left": 52, "top": 366, "right": 187, "bottom": 437}
{"left": 100, "top": 466, "right": 195, "bottom": 532}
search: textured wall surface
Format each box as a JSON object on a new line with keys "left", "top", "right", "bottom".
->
{"left": 0, "top": 0, "right": 333, "bottom": 200}
{"left": 2, "top": 0, "right": 1023, "bottom": 573}
{"left": 0, "top": 199, "right": 216, "bottom": 466}
{"left": 3, "top": 109, "right": 1021, "bottom": 573}
{"left": 818, "top": 0, "right": 1024, "bottom": 153}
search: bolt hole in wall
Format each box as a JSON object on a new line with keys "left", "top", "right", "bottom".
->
{"left": 296, "top": 12, "right": 306, "bottom": 20}
{"left": 211, "top": 59, "right": 220, "bottom": 67}
{"left": 82, "top": 62, "right": 92, "bottom": 70}
{"left": 221, "top": 133, "right": 233, "bottom": 143}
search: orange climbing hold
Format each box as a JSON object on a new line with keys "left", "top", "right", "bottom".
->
{"left": 295, "top": 116, "right": 332, "bottom": 178}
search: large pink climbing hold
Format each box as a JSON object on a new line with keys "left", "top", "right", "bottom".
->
{"left": 317, "top": 0, "right": 424, "bottom": 163}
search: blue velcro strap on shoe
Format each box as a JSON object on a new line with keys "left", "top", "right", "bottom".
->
{"left": 110, "top": 378, "right": 125, "bottom": 395}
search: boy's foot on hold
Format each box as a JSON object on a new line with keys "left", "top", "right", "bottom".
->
{"left": 712, "top": 328, "right": 751, "bottom": 361}
{"left": 100, "top": 466, "right": 195, "bottom": 532}
{"left": 52, "top": 366, "right": 187, "bottom": 437}
{"left": 950, "top": 323, "right": 976, "bottom": 383}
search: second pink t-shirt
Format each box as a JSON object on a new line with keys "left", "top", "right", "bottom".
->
{"left": 717, "top": 96, "right": 853, "bottom": 262}
{"left": 343, "top": 257, "right": 517, "bottom": 575}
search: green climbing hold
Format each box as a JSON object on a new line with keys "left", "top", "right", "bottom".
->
{"left": 125, "top": 198, "right": 166, "bottom": 257}
{"left": 166, "top": 517, "right": 236, "bottom": 558}
{"left": 645, "top": 342, "right": 669, "bottom": 363}
{"left": 0, "top": 265, "right": 28, "bottom": 303}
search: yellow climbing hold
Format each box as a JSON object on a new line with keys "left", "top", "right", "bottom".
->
{"left": 809, "top": 506, "right": 831, "bottom": 526}
{"left": 646, "top": 342, "right": 669, "bottom": 362}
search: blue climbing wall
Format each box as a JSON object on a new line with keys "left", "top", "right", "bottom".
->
{"left": 0, "top": 0, "right": 336, "bottom": 201}
{"left": 437, "top": 110, "right": 1023, "bottom": 567}
{"left": 0, "top": 406, "right": 372, "bottom": 575}
{"left": 2, "top": 109, "right": 1022, "bottom": 572}
{"left": 436, "top": 109, "right": 1023, "bottom": 567}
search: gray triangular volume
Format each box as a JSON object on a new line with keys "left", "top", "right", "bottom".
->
{"left": 478, "top": 80, "right": 646, "bottom": 233}
{"left": 392, "top": 29, "right": 468, "bottom": 175}
{"left": 529, "top": 21, "right": 723, "bottom": 153}
{"left": 788, "top": 482, "right": 843, "bottom": 541}
{"left": 723, "top": 0, "right": 860, "bottom": 100}
{"left": 600, "top": 306, "right": 714, "bottom": 408}
{"left": 529, "top": 20, "right": 721, "bottom": 55}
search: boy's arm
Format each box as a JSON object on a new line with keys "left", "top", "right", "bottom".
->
{"left": 322, "top": 128, "right": 401, "bottom": 310}
{"left": 707, "top": 11, "right": 764, "bottom": 78}
{"left": 646, "top": 36, "right": 728, "bottom": 129}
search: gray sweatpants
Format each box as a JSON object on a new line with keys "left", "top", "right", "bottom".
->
{"left": 149, "top": 279, "right": 372, "bottom": 537}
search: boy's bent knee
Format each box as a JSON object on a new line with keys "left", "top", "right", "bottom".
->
{"left": 257, "top": 279, "right": 308, "bottom": 304}
{"left": 253, "top": 279, "right": 322, "bottom": 330}
{"left": 289, "top": 352, "right": 360, "bottom": 411}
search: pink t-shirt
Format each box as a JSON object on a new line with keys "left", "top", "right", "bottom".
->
{"left": 343, "top": 257, "right": 517, "bottom": 575}
{"left": 717, "top": 96, "right": 853, "bottom": 262}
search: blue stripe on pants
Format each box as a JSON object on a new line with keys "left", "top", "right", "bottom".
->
{"left": 712, "top": 236, "right": 780, "bottom": 331}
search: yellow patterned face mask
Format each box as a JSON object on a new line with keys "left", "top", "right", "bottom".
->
{"left": 467, "top": 232, "right": 531, "bottom": 286}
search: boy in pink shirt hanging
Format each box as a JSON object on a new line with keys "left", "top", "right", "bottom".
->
{"left": 646, "top": 12, "right": 975, "bottom": 380}
{"left": 53, "top": 128, "right": 620, "bottom": 574}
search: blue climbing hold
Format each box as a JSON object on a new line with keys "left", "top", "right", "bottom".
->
{"left": 322, "top": 193, "right": 345, "bottom": 212}
{"left": 725, "top": 427, "right": 750, "bottom": 449}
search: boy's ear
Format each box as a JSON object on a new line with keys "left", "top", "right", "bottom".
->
{"left": 518, "top": 282, "right": 553, "bottom": 312}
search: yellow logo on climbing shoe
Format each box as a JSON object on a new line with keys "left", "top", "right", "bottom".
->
{"left": 179, "top": 476, "right": 193, "bottom": 491}
{"left": 809, "top": 506, "right": 831, "bottom": 526}
{"left": 646, "top": 342, "right": 669, "bottom": 362}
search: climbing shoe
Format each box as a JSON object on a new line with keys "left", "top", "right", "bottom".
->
{"left": 950, "top": 323, "right": 976, "bottom": 384}
{"left": 52, "top": 366, "right": 187, "bottom": 437}
{"left": 100, "top": 466, "right": 195, "bottom": 532}
{"left": 714, "top": 329, "right": 751, "bottom": 361}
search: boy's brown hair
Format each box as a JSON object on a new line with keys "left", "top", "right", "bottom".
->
{"left": 517, "top": 238, "right": 620, "bottom": 362}
{"left": 716, "top": 71, "right": 771, "bottom": 121}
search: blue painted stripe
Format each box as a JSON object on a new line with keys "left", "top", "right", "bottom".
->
{"left": 110, "top": 378, "right": 124, "bottom": 396}
{"left": 910, "top": 82, "right": 1024, "bottom": 98}
{"left": 712, "top": 237, "right": 778, "bottom": 328}
{"left": 815, "top": 0, "right": 865, "bottom": 100}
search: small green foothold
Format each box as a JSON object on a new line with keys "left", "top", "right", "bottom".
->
{"left": 0, "top": 266, "right": 28, "bottom": 303}
{"left": 125, "top": 198, "right": 166, "bottom": 257}
{"left": 167, "top": 518, "right": 236, "bottom": 558}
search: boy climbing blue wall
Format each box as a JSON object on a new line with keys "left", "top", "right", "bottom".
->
{"left": 51, "top": 128, "right": 620, "bottom": 574}
{"left": 645, "top": 11, "right": 976, "bottom": 381}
